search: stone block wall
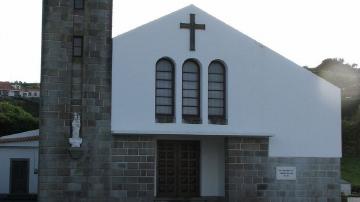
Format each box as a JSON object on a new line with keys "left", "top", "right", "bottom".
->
{"left": 225, "top": 137, "right": 341, "bottom": 202}
{"left": 39, "top": 0, "right": 113, "bottom": 201}
{"left": 111, "top": 135, "right": 155, "bottom": 202}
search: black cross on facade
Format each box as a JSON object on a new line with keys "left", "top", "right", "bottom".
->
{"left": 180, "top": 13, "right": 205, "bottom": 51}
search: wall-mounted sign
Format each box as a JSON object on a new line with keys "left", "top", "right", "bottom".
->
{"left": 276, "top": 166, "right": 296, "bottom": 180}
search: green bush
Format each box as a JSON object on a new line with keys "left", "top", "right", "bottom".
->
{"left": 342, "top": 118, "right": 360, "bottom": 157}
{"left": 341, "top": 157, "right": 360, "bottom": 187}
{"left": 0, "top": 101, "right": 38, "bottom": 136}
{"left": 0, "top": 97, "right": 39, "bottom": 117}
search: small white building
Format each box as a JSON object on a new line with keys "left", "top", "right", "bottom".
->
{"left": 0, "top": 82, "right": 11, "bottom": 96}
{"left": 9, "top": 84, "right": 22, "bottom": 97}
{"left": 22, "top": 89, "right": 40, "bottom": 98}
{"left": 0, "top": 130, "right": 39, "bottom": 196}
{"left": 341, "top": 179, "right": 352, "bottom": 196}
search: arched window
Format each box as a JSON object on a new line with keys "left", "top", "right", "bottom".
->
{"left": 155, "top": 58, "right": 175, "bottom": 123}
{"left": 208, "top": 61, "right": 226, "bottom": 124}
{"left": 182, "top": 59, "right": 201, "bottom": 124}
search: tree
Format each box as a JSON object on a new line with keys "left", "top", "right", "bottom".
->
{"left": 307, "top": 58, "right": 360, "bottom": 119}
{"left": 0, "top": 101, "right": 38, "bottom": 136}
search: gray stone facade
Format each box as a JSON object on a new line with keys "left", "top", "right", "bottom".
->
{"left": 111, "top": 135, "right": 155, "bottom": 202}
{"left": 225, "top": 137, "right": 340, "bottom": 202}
{"left": 107, "top": 136, "right": 341, "bottom": 202}
{"left": 39, "top": 0, "right": 113, "bottom": 201}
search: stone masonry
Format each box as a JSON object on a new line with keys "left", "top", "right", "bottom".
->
{"left": 39, "top": 0, "right": 113, "bottom": 201}
{"left": 225, "top": 137, "right": 341, "bottom": 202}
{"left": 111, "top": 135, "right": 155, "bottom": 202}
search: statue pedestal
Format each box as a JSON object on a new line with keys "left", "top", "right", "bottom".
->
{"left": 68, "top": 137, "right": 83, "bottom": 159}
{"left": 69, "top": 137, "right": 82, "bottom": 147}
{"left": 68, "top": 147, "right": 84, "bottom": 159}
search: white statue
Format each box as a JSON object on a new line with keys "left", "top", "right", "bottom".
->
{"left": 69, "top": 112, "right": 82, "bottom": 147}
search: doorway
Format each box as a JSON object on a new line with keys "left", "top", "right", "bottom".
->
{"left": 157, "top": 140, "right": 200, "bottom": 198}
{"left": 10, "top": 159, "right": 29, "bottom": 194}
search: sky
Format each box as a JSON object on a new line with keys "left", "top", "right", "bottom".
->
{"left": 0, "top": 0, "right": 359, "bottom": 83}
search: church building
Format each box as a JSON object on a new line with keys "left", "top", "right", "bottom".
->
{"left": 40, "top": 1, "right": 341, "bottom": 201}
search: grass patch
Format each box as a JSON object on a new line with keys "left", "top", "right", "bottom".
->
{"left": 342, "top": 157, "right": 360, "bottom": 186}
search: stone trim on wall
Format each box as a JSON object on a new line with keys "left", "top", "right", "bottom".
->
{"left": 111, "top": 135, "right": 155, "bottom": 202}
{"left": 225, "top": 137, "right": 340, "bottom": 202}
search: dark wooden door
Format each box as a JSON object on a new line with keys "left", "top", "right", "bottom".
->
{"left": 10, "top": 159, "right": 29, "bottom": 194}
{"left": 157, "top": 140, "right": 200, "bottom": 198}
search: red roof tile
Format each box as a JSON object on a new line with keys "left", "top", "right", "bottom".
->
{"left": 0, "top": 82, "right": 11, "bottom": 90}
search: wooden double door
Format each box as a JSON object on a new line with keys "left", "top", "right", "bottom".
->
{"left": 157, "top": 140, "right": 200, "bottom": 198}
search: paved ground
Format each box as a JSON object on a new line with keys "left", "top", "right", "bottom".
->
{"left": 0, "top": 200, "right": 37, "bottom": 202}
{"left": 0, "top": 194, "right": 37, "bottom": 202}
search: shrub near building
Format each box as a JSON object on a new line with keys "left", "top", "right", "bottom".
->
{"left": 0, "top": 102, "right": 38, "bottom": 136}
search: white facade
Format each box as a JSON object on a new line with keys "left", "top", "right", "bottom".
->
{"left": 111, "top": 5, "right": 341, "bottom": 158}
{"left": 8, "top": 90, "right": 20, "bottom": 97}
{"left": 22, "top": 89, "right": 40, "bottom": 98}
{"left": 0, "top": 130, "right": 39, "bottom": 194}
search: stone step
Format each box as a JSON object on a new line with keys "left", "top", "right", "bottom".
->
{"left": 154, "top": 197, "right": 225, "bottom": 202}
{"left": 0, "top": 194, "right": 37, "bottom": 201}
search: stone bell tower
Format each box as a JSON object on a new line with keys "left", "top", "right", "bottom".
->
{"left": 39, "top": 0, "right": 113, "bottom": 201}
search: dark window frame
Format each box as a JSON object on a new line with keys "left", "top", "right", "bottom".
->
{"left": 155, "top": 58, "right": 175, "bottom": 123}
{"left": 208, "top": 60, "right": 227, "bottom": 124}
{"left": 182, "top": 59, "right": 201, "bottom": 124}
{"left": 73, "top": 36, "right": 83, "bottom": 57}
{"left": 74, "top": 0, "right": 84, "bottom": 9}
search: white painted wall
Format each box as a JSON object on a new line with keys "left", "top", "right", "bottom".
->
{"left": 200, "top": 137, "right": 224, "bottom": 196}
{"left": 341, "top": 183, "right": 351, "bottom": 196}
{"left": 0, "top": 142, "right": 38, "bottom": 194}
{"left": 154, "top": 136, "right": 224, "bottom": 197}
{"left": 22, "top": 90, "right": 40, "bottom": 98}
{"left": 112, "top": 5, "right": 341, "bottom": 158}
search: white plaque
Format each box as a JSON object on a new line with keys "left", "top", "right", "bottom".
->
{"left": 276, "top": 166, "right": 296, "bottom": 180}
